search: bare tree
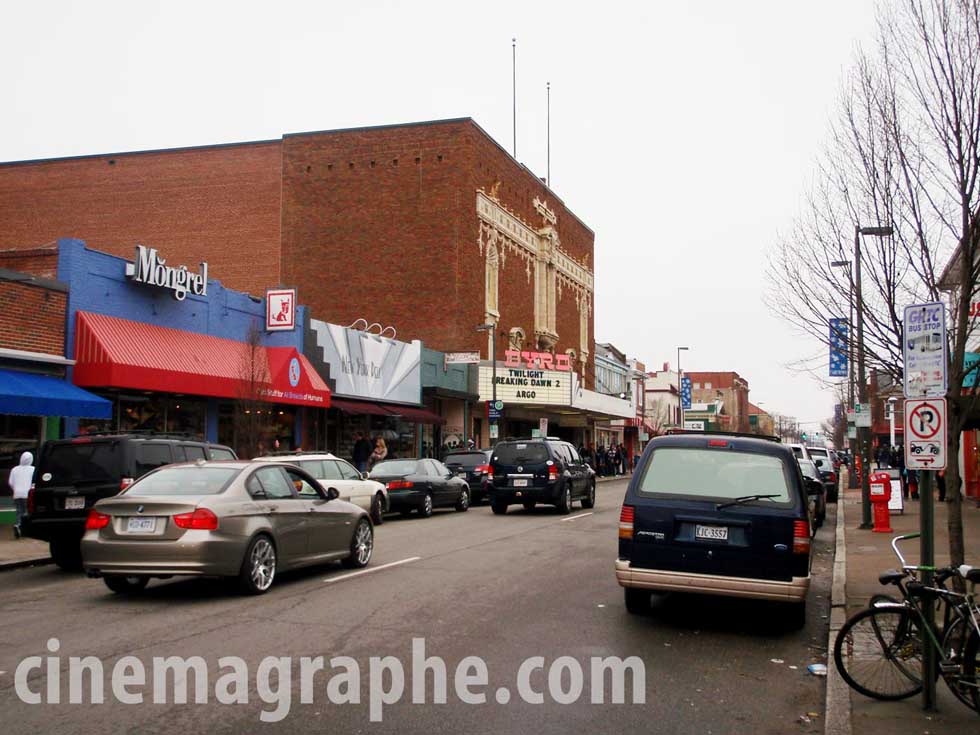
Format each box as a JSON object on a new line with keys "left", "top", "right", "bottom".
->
{"left": 768, "top": 0, "right": 980, "bottom": 567}
{"left": 235, "top": 321, "right": 268, "bottom": 459}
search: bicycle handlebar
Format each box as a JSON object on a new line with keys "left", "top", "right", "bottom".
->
{"left": 890, "top": 533, "right": 921, "bottom": 568}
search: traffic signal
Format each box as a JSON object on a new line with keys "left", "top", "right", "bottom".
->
{"left": 802, "top": 432, "right": 808, "bottom": 441}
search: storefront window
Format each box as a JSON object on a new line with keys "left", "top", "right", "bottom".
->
{"left": 218, "top": 402, "right": 296, "bottom": 459}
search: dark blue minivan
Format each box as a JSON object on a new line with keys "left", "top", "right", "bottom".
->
{"left": 615, "top": 432, "right": 816, "bottom": 628}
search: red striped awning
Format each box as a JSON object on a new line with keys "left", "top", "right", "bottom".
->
{"left": 72, "top": 312, "right": 331, "bottom": 408}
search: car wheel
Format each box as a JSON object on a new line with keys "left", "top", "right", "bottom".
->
{"left": 491, "top": 500, "right": 508, "bottom": 515}
{"left": 370, "top": 493, "right": 385, "bottom": 526}
{"left": 455, "top": 488, "right": 469, "bottom": 512}
{"left": 342, "top": 518, "right": 374, "bottom": 569}
{"left": 239, "top": 535, "right": 277, "bottom": 595}
{"left": 419, "top": 493, "right": 434, "bottom": 518}
{"left": 51, "top": 537, "right": 83, "bottom": 572}
{"left": 624, "top": 588, "right": 651, "bottom": 614}
{"left": 557, "top": 484, "right": 572, "bottom": 515}
{"left": 522, "top": 501, "right": 536, "bottom": 511}
{"left": 103, "top": 575, "right": 149, "bottom": 595}
{"left": 581, "top": 482, "right": 596, "bottom": 509}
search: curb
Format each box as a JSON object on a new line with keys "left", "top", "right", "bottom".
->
{"left": 825, "top": 477, "right": 851, "bottom": 735}
{"left": 0, "top": 556, "right": 53, "bottom": 572}
{"left": 597, "top": 474, "right": 632, "bottom": 484}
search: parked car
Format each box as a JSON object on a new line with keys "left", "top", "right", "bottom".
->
{"left": 487, "top": 437, "right": 595, "bottom": 515}
{"left": 254, "top": 452, "right": 388, "bottom": 525}
{"left": 616, "top": 432, "right": 818, "bottom": 628}
{"left": 25, "top": 433, "right": 237, "bottom": 571}
{"left": 442, "top": 449, "right": 493, "bottom": 503}
{"left": 786, "top": 443, "right": 811, "bottom": 462}
{"left": 812, "top": 457, "right": 839, "bottom": 503}
{"left": 369, "top": 458, "right": 470, "bottom": 517}
{"left": 797, "top": 458, "right": 827, "bottom": 527}
{"left": 81, "top": 460, "right": 372, "bottom": 595}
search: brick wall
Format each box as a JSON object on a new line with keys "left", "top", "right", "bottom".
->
{"left": 0, "top": 276, "right": 66, "bottom": 355}
{"left": 0, "top": 246, "right": 59, "bottom": 278}
{"left": 0, "top": 142, "right": 283, "bottom": 296}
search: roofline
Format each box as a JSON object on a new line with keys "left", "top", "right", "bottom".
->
{"left": 0, "top": 267, "right": 67, "bottom": 292}
{"left": 0, "top": 137, "right": 282, "bottom": 168}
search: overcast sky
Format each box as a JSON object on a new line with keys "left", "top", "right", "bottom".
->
{"left": 2, "top": 0, "right": 881, "bottom": 430}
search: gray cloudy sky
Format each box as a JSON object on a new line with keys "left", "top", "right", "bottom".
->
{"left": 2, "top": 1, "right": 881, "bottom": 429}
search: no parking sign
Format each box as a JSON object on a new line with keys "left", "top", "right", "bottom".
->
{"left": 904, "top": 398, "right": 946, "bottom": 470}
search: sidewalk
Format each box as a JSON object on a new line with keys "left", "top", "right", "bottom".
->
{"left": 838, "top": 475, "right": 979, "bottom": 734}
{"left": 0, "top": 523, "right": 51, "bottom": 571}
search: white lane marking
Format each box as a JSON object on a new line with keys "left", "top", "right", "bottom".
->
{"left": 324, "top": 556, "right": 421, "bottom": 583}
{"left": 560, "top": 512, "right": 594, "bottom": 523}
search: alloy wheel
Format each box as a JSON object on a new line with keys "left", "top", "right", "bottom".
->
{"left": 250, "top": 538, "right": 276, "bottom": 591}
{"left": 354, "top": 522, "right": 373, "bottom": 565}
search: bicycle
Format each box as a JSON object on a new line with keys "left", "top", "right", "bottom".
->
{"left": 832, "top": 533, "right": 980, "bottom": 713}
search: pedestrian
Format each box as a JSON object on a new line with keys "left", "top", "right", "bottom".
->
{"left": 8, "top": 451, "right": 34, "bottom": 540}
{"left": 352, "top": 431, "right": 373, "bottom": 473}
{"left": 607, "top": 444, "right": 618, "bottom": 476}
{"left": 367, "top": 437, "right": 388, "bottom": 471}
{"left": 937, "top": 469, "right": 946, "bottom": 502}
{"left": 620, "top": 443, "right": 629, "bottom": 474}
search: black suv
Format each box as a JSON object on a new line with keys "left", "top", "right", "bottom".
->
{"left": 488, "top": 438, "right": 596, "bottom": 515}
{"left": 616, "top": 432, "right": 817, "bottom": 628}
{"left": 25, "top": 434, "right": 236, "bottom": 570}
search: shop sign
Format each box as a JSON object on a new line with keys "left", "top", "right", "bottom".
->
{"left": 504, "top": 349, "right": 572, "bottom": 372}
{"left": 684, "top": 420, "right": 705, "bottom": 431}
{"left": 308, "top": 319, "right": 421, "bottom": 403}
{"left": 479, "top": 366, "right": 570, "bottom": 404}
{"left": 266, "top": 289, "right": 296, "bottom": 331}
{"left": 445, "top": 352, "right": 480, "bottom": 365}
{"left": 488, "top": 400, "right": 504, "bottom": 420}
{"left": 124, "top": 245, "right": 208, "bottom": 301}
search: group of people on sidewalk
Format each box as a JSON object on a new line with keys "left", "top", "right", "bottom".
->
{"left": 578, "top": 442, "right": 631, "bottom": 477}
{"left": 350, "top": 432, "right": 392, "bottom": 473}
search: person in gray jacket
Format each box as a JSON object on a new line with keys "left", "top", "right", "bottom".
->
{"left": 8, "top": 451, "right": 34, "bottom": 539}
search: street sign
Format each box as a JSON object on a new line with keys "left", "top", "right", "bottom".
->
{"left": 489, "top": 423, "right": 499, "bottom": 439}
{"left": 681, "top": 377, "right": 692, "bottom": 410}
{"left": 903, "top": 302, "right": 947, "bottom": 398}
{"left": 853, "top": 404, "right": 871, "bottom": 428}
{"left": 445, "top": 352, "right": 481, "bottom": 365}
{"left": 539, "top": 418, "right": 549, "bottom": 437}
{"left": 684, "top": 420, "right": 705, "bottom": 431}
{"left": 847, "top": 425, "right": 857, "bottom": 439}
{"left": 488, "top": 400, "right": 504, "bottom": 420}
{"left": 904, "top": 398, "right": 946, "bottom": 470}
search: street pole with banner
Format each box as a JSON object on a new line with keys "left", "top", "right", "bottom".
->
{"left": 903, "top": 301, "right": 948, "bottom": 712}
{"left": 477, "top": 324, "right": 498, "bottom": 444}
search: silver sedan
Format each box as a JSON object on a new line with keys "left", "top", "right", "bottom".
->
{"left": 81, "top": 460, "right": 373, "bottom": 595}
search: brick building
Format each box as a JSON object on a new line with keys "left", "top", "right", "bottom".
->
{"left": 0, "top": 118, "right": 595, "bottom": 384}
{"left": 685, "top": 371, "right": 751, "bottom": 433}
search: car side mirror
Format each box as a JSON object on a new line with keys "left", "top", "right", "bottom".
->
{"left": 323, "top": 487, "right": 340, "bottom": 501}
{"left": 814, "top": 459, "right": 825, "bottom": 468}
{"left": 360, "top": 472, "right": 368, "bottom": 480}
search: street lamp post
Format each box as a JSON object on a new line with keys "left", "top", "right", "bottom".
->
{"left": 476, "top": 323, "right": 498, "bottom": 444}
{"left": 677, "top": 347, "right": 689, "bottom": 428}
{"left": 854, "top": 224, "right": 893, "bottom": 529}
{"left": 888, "top": 396, "right": 898, "bottom": 449}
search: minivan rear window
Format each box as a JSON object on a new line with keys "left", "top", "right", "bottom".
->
{"left": 493, "top": 443, "right": 549, "bottom": 464}
{"left": 637, "top": 448, "right": 793, "bottom": 503}
{"left": 39, "top": 442, "right": 121, "bottom": 485}
{"left": 444, "top": 452, "right": 488, "bottom": 468}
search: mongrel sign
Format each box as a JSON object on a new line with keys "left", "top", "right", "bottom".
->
{"left": 124, "top": 245, "right": 208, "bottom": 301}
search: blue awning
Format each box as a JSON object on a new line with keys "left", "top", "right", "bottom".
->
{"left": 0, "top": 368, "right": 112, "bottom": 418}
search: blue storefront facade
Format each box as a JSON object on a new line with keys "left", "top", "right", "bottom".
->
{"left": 56, "top": 239, "right": 331, "bottom": 455}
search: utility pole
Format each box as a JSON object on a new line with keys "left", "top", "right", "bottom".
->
{"left": 512, "top": 38, "right": 517, "bottom": 159}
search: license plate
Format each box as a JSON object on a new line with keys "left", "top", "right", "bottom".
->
{"left": 695, "top": 524, "right": 728, "bottom": 541}
{"left": 513, "top": 479, "right": 528, "bottom": 487}
{"left": 126, "top": 517, "right": 157, "bottom": 533}
{"left": 65, "top": 497, "right": 86, "bottom": 510}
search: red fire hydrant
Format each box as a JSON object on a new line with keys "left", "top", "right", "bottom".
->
{"left": 870, "top": 471, "right": 893, "bottom": 533}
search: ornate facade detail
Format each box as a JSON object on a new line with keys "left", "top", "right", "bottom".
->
{"left": 509, "top": 326, "right": 526, "bottom": 351}
{"left": 485, "top": 242, "right": 499, "bottom": 317}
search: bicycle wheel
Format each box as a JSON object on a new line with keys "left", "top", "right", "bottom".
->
{"left": 834, "top": 606, "right": 924, "bottom": 700}
{"left": 958, "top": 624, "right": 980, "bottom": 713}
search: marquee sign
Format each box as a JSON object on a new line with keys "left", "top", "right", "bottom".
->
{"left": 124, "top": 245, "right": 208, "bottom": 301}
{"left": 504, "top": 349, "right": 572, "bottom": 372}
{"left": 479, "top": 366, "right": 570, "bottom": 405}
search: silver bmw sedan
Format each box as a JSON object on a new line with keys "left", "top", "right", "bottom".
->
{"left": 81, "top": 460, "right": 373, "bottom": 595}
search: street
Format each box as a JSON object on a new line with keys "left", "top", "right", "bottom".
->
{"left": 0, "top": 479, "right": 834, "bottom": 734}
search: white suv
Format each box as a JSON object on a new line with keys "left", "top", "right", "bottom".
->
{"left": 254, "top": 453, "right": 389, "bottom": 524}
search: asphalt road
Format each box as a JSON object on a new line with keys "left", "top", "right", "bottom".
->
{"left": 0, "top": 479, "right": 834, "bottom": 734}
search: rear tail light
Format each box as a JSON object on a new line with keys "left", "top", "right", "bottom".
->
{"left": 793, "top": 519, "right": 811, "bottom": 554}
{"left": 120, "top": 477, "right": 135, "bottom": 491}
{"left": 28, "top": 484, "right": 35, "bottom": 514}
{"left": 387, "top": 480, "right": 414, "bottom": 490}
{"left": 85, "top": 510, "right": 111, "bottom": 530}
{"left": 548, "top": 465, "right": 559, "bottom": 481}
{"left": 708, "top": 439, "right": 729, "bottom": 447}
{"left": 487, "top": 467, "right": 494, "bottom": 482}
{"left": 173, "top": 508, "right": 219, "bottom": 530}
{"left": 828, "top": 472, "right": 837, "bottom": 484}
{"left": 475, "top": 464, "right": 491, "bottom": 475}
{"left": 619, "top": 505, "right": 635, "bottom": 539}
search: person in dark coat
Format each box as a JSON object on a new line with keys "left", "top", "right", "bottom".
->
{"left": 352, "top": 432, "right": 373, "bottom": 473}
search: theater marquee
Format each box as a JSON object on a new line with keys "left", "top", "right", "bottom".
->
{"left": 478, "top": 365, "right": 571, "bottom": 405}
